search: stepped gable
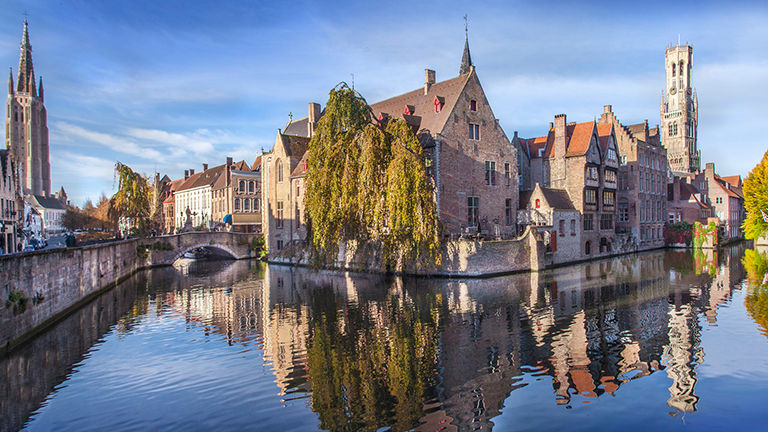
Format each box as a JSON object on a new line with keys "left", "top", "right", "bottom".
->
{"left": 369, "top": 71, "right": 472, "bottom": 136}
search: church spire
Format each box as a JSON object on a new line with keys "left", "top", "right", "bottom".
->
{"left": 17, "top": 20, "right": 35, "bottom": 94}
{"left": 39, "top": 76, "right": 44, "bottom": 101}
{"left": 460, "top": 15, "right": 473, "bottom": 75}
{"left": 8, "top": 68, "right": 13, "bottom": 95}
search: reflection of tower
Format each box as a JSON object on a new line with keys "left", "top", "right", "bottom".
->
{"left": 663, "top": 304, "right": 702, "bottom": 413}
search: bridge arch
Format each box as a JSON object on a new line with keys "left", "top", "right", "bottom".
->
{"left": 167, "top": 243, "right": 241, "bottom": 264}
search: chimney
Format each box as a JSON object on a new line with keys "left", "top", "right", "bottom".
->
{"left": 202, "top": 163, "right": 208, "bottom": 171}
{"left": 424, "top": 69, "right": 436, "bottom": 95}
{"left": 189, "top": 169, "right": 195, "bottom": 176}
{"left": 603, "top": 105, "right": 612, "bottom": 113}
{"left": 554, "top": 114, "right": 567, "bottom": 158}
{"left": 184, "top": 170, "right": 189, "bottom": 180}
{"left": 513, "top": 131, "right": 518, "bottom": 140}
{"left": 226, "top": 156, "right": 233, "bottom": 187}
{"left": 308, "top": 102, "right": 321, "bottom": 137}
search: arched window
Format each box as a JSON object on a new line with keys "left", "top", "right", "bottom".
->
{"left": 277, "top": 160, "right": 283, "bottom": 182}
{"left": 244, "top": 199, "right": 250, "bottom": 211}
{"left": 679, "top": 61, "right": 684, "bottom": 76}
{"left": 239, "top": 180, "right": 245, "bottom": 192}
{"left": 234, "top": 198, "right": 240, "bottom": 211}
{"left": 672, "top": 63, "right": 676, "bottom": 77}
{"left": 535, "top": 199, "right": 540, "bottom": 209}
{"left": 585, "top": 241, "right": 591, "bottom": 255}
{"left": 249, "top": 181, "right": 255, "bottom": 193}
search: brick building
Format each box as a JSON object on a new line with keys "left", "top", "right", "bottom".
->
{"left": 598, "top": 105, "right": 667, "bottom": 249}
{"left": 518, "top": 184, "right": 581, "bottom": 264}
{"left": 667, "top": 177, "right": 710, "bottom": 225}
{"left": 0, "top": 149, "right": 20, "bottom": 253}
{"left": 161, "top": 178, "right": 184, "bottom": 234}
{"left": 529, "top": 114, "right": 620, "bottom": 256}
{"left": 699, "top": 163, "right": 744, "bottom": 239}
{"left": 263, "top": 37, "right": 518, "bottom": 252}
{"left": 211, "top": 157, "right": 262, "bottom": 233}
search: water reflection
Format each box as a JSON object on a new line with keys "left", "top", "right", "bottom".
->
{"left": 1, "top": 244, "right": 761, "bottom": 432}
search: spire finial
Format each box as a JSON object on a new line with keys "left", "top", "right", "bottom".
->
{"left": 459, "top": 15, "right": 473, "bottom": 75}
{"left": 17, "top": 19, "right": 34, "bottom": 93}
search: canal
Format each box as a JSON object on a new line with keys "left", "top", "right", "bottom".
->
{"left": 3, "top": 244, "right": 768, "bottom": 431}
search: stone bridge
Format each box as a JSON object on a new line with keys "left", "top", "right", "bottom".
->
{"left": 0, "top": 231, "right": 261, "bottom": 352}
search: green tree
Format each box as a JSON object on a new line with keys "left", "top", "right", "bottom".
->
{"left": 108, "top": 162, "right": 151, "bottom": 236}
{"left": 305, "top": 85, "right": 442, "bottom": 270}
{"left": 742, "top": 149, "right": 768, "bottom": 240}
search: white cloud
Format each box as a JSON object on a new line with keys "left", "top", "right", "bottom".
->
{"left": 55, "top": 122, "right": 165, "bottom": 160}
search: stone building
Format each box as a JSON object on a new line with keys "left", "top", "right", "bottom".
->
{"left": 211, "top": 157, "right": 262, "bottom": 233}
{"left": 661, "top": 42, "right": 699, "bottom": 174}
{"left": 598, "top": 105, "right": 667, "bottom": 249}
{"left": 27, "top": 194, "right": 65, "bottom": 235}
{"left": 263, "top": 37, "right": 518, "bottom": 252}
{"left": 666, "top": 177, "right": 710, "bottom": 226}
{"left": 0, "top": 149, "right": 20, "bottom": 253}
{"left": 5, "top": 21, "right": 50, "bottom": 197}
{"left": 518, "top": 184, "right": 581, "bottom": 264}
{"left": 530, "top": 114, "right": 620, "bottom": 257}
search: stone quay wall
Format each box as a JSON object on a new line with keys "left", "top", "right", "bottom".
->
{"left": 0, "top": 232, "right": 259, "bottom": 352}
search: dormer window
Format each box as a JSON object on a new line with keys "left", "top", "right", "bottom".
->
{"left": 434, "top": 96, "right": 445, "bottom": 113}
{"left": 470, "top": 100, "right": 477, "bottom": 111}
{"left": 535, "top": 199, "right": 541, "bottom": 209}
{"left": 404, "top": 105, "right": 415, "bottom": 115}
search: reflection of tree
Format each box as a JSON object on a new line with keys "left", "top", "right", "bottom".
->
{"left": 744, "top": 250, "right": 768, "bottom": 336}
{"left": 306, "top": 286, "right": 440, "bottom": 431}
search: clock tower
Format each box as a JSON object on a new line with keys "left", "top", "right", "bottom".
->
{"left": 660, "top": 42, "right": 699, "bottom": 174}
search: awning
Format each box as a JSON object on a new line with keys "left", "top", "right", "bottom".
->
{"left": 222, "top": 214, "right": 232, "bottom": 224}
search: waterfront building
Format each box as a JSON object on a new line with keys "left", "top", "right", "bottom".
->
{"left": 5, "top": 21, "right": 51, "bottom": 197}
{"left": 263, "top": 36, "right": 518, "bottom": 252}
{"left": 661, "top": 42, "right": 700, "bottom": 174}
{"left": 698, "top": 163, "right": 745, "bottom": 239}
{"left": 161, "top": 178, "right": 184, "bottom": 234}
{"left": 174, "top": 166, "right": 219, "bottom": 230}
{"left": 517, "top": 184, "right": 581, "bottom": 264}
{"left": 529, "top": 114, "right": 620, "bottom": 256}
{"left": 26, "top": 194, "right": 65, "bottom": 235}
{"left": 0, "top": 149, "right": 20, "bottom": 253}
{"left": 666, "top": 176, "right": 711, "bottom": 226}
{"left": 212, "top": 157, "right": 262, "bottom": 233}
{"left": 598, "top": 105, "right": 667, "bottom": 249}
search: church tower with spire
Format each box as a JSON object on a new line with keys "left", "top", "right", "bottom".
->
{"left": 6, "top": 21, "right": 50, "bottom": 196}
{"left": 660, "top": 41, "right": 699, "bottom": 174}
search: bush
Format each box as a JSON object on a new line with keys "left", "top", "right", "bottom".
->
{"left": 6, "top": 290, "right": 28, "bottom": 315}
{"left": 664, "top": 222, "right": 693, "bottom": 246}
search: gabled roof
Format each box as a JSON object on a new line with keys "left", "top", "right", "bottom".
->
{"left": 714, "top": 174, "right": 743, "bottom": 199}
{"left": 370, "top": 71, "right": 473, "bottom": 137}
{"left": 678, "top": 182, "right": 710, "bottom": 209}
{"left": 251, "top": 155, "right": 262, "bottom": 171}
{"left": 596, "top": 123, "right": 614, "bottom": 154}
{"left": 280, "top": 134, "right": 311, "bottom": 158}
{"left": 291, "top": 151, "right": 309, "bottom": 177}
{"left": 283, "top": 117, "right": 310, "bottom": 138}
{"left": 211, "top": 160, "right": 251, "bottom": 190}
{"left": 526, "top": 135, "right": 550, "bottom": 160}
{"left": 719, "top": 175, "right": 742, "bottom": 189}
{"left": 519, "top": 186, "right": 575, "bottom": 210}
{"left": 29, "top": 194, "right": 66, "bottom": 211}
{"left": 542, "top": 121, "right": 595, "bottom": 158}
{"left": 177, "top": 164, "right": 227, "bottom": 192}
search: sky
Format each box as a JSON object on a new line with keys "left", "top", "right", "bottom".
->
{"left": 1, "top": 0, "right": 767, "bottom": 206}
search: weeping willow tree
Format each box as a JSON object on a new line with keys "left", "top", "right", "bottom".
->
{"left": 743, "top": 149, "right": 768, "bottom": 240}
{"left": 108, "top": 162, "right": 152, "bottom": 236}
{"left": 305, "top": 84, "right": 442, "bottom": 270}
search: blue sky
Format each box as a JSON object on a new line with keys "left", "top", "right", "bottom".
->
{"left": 1, "top": 0, "right": 767, "bottom": 206}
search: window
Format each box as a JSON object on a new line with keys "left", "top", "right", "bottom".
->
{"left": 584, "top": 213, "right": 594, "bottom": 231}
{"left": 505, "top": 163, "right": 511, "bottom": 186}
{"left": 607, "top": 148, "right": 617, "bottom": 162}
{"left": 244, "top": 199, "right": 250, "bottom": 211}
{"left": 485, "top": 161, "right": 496, "bottom": 185}
{"left": 505, "top": 199, "right": 512, "bottom": 226}
{"left": 605, "top": 169, "right": 616, "bottom": 183}
{"left": 277, "top": 201, "right": 284, "bottom": 228}
{"left": 469, "top": 123, "right": 480, "bottom": 140}
{"left": 600, "top": 213, "right": 613, "bottom": 230}
{"left": 586, "top": 166, "right": 599, "bottom": 181}
{"left": 585, "top": 241, "right": 591, "bottom": 255}
{"left": 603, "top": 190, "right": 615, "bottom": 206}
{"left": 277, "top": 240, "right": 283, "bottom": 251}
{"left": 234, "top": 198, "right": 240, "bottom": 211}
{"left": 467, "top": 197, "right": 479, "bottom": 226}
{"left": 239, "top": 180, "right": 245, "bottom": 192}
{"left": 570, "top": 219, "right": 576, "bottom": 236}
{"left": 470, "top": 100, "right": 477, "bottom": 111}
{"left": 672, "top": 63, "right": 676, "bottom": 77}
{"left": 255, "top": 198, "right": 260, "bottom": 211}
{"left": 585, "top": 189, "right": 597, "bottom": 205}
{"left": 639, "top": 172, "right": 643, "bottom": 192}
{"left": 277, "top": 161, "right": 284, "bottom": 182}
{"left": 296, "top": 186, "right": 300, "bottom": 197}
{"left": 249, "top": 181, "right": 255, "bottom": 193}
{"left": 535, "top": 199, "right": 540, "bottom": 209}
{"left": 618, "top": 203, "right": 629, "bottom": 222}
{"left": 559, "top": 220, "right": 565, "bottom": 236}
{"left": 296, "top": 208, "right": 301, "bottom": 228}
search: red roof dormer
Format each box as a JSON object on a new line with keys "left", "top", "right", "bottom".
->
{"left": 404, "top": 105, "right": 415, "bottom": 115}
{"left": 434, "top": 96, "right": 445, "bottom": 113}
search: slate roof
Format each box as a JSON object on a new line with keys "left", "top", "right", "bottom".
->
{"left": 30, "top": 194, "right": 66, "bottom": 210}
{"left": 519, "top": 187, "right": 575, "bottom": 210}
{"left": 283, "top": 117, "right": 311, "bottom": 138}
{"left": 369, "top": 71, "right": 473, "bottom": 136}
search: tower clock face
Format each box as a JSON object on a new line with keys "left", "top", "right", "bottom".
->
{"left": 670, "top": 88, "right": 677, "bottom": 95}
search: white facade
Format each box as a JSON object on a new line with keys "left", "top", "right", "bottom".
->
{"left": 174, "top": 185, "right": 213, "bottom": 229}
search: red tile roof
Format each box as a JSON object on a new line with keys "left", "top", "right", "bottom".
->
{"left": 543, "top": 121, "right": 595, "bottom": 158}
{"left": 596, "top": 123, "right": 613, "bottom": 153}
{"left": 526, "top": 135, "right": 549, "bottom": 159}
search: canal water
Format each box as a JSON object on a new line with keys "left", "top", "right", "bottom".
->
{"left": 3, "top": 244, "right": 768, "bottom": 431}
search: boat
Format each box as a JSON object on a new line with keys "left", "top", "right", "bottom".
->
{"left": 182, "top": 248, "right": 210, "bottom": 260}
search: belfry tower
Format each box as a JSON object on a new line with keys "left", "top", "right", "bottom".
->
{"left": 6, "top": 21, "right": 50, "bottom": 196}
{"left": 660, "top": 42, "right": 699, "bottom": 174}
